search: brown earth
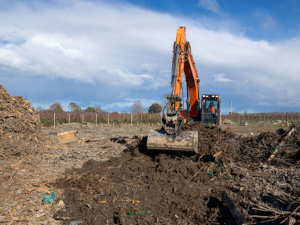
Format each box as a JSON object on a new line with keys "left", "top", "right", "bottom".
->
{"left": 1, "top": 84, "right": 300, "bottom": 224}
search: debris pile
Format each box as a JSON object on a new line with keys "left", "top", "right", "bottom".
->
{"left": 0, "top": 84, "right": 55, "bottom": 157}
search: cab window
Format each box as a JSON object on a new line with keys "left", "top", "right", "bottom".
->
{"left": 206, "top": 100, "right": 218, "bottom": 113}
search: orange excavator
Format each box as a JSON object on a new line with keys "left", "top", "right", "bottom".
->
{"left": 147, "top": 26, "right": 221, "bottom": 153}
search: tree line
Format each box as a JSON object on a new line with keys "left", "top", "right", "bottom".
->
{"left": 35, "top": 100, "right": 163, "bottom": 114}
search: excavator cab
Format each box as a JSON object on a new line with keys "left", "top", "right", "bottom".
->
{"left": 201, "top": 94, "right": 221, "bottom": 126}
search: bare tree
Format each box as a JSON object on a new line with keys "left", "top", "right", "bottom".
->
{"left": 131, "top": 100, "right": 146, "bottom": 113}
{"left": 68, "top": 102, "right": 80, "bottom": 112}
{"left": 94, "top": 104, "right": 104, "bottom": 113}
{"left": 50, "top": 102, "right": 63, "bottom": 112}
{"left": 36, "top": 106, "right": 43, "bottom": 112}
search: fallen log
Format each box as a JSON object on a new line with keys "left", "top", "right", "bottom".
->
{"left": 222, "top": 191, "right": 248, "bottom": 225}
{"left": 231, "top": 169, "right": 270, "bottom": 178}
{"left": 57, "top": 130, "right": 78, "bottom": 143}
{"left": 85, "top": 138, "right": 105, "bottom": 142}
{"left": 267, "top": 128, "right": 295, "bottom": 162}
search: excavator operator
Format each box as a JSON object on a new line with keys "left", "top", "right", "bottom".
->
{"left": 207, "top": 101, "right": 216, "bottom": 114}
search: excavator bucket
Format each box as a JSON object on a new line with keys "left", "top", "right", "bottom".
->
{"left": 147, "top": 129, "right": 198, "bottom": 153}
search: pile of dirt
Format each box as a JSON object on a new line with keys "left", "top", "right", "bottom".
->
{"left": 180, "top": 122, "right": 235, "bottom": 156}
{"left": 53, "top": 137, "right": 238, "bottom": 225}
{"left": 52, "top": 122, "right": 300, "bottom": 224}
{"left": 0, "top": 84, "right": 55, "bottom": 157}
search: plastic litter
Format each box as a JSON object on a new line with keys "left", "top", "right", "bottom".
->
{"left": 42, "top": 192, "right": 56, "bottom": 205}
{"left": 226, "top": 177, "right": 232, "bottom": 180}
{"left": 218, "top": 167, "right": 227, "bottom": 170}
{"left": 273, "top": 143, "right": 280, "bottom": 150}
{"left": 233, "top": 150, "right": 236, "bottom": 155}
{"left": 208, "top": 170, "right": 213, "bottom": 176}
{"left": 129, "top": 210, "right": 151, "bottom": 216}
{"left": 190, "top": 156, "right": 198, "bottom": 163}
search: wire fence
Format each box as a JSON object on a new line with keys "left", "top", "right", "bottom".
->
{"left": 37, "top": 112, "right": 163, "bottom": 126}
{"left": 37, "top": 111, "right": 300, "bottom": 126}
{"left": 222, "top": 112, "right": 300, "bottom": 123}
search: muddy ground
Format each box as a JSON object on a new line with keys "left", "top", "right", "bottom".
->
{"left": 1, "top": 121, "right": 300, "bottom": 224}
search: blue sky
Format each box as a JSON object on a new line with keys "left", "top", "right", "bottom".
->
{"left": 0, "top": 0, "right": 300, "bottom": 113}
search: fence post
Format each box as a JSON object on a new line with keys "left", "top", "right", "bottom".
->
{"left": 69, "top": 113, "right": 70, "bottom": 124}
{"left": 160, "top": 114, "right": 162, "bottom": 124}
{"left": 131, "top": 113, "right": 132, "bottom": 125}
{"left": 54, "top": 113, "right": 55, "bottom": 127}
{"left": 108, "top": 114, "right": 110, "bottom": 125}
{"left": 82, "top": 113, "right": 84, "bottom": 123}
{"left": 38, "top": 113, "right": 40, "bottom": 123}
{"left": 141, "top": 114, "right": 142, "bottom": 123}
{"left": 96, "top": 114, "right": 97, "bottom": 125}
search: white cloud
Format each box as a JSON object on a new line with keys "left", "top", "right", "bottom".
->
{"left": 253, "top": 10, "right": 276, "bottom": 30}
{"left": 197, "top": 0, "right": 221, "bottom": 14}
{"left": 213, "top": 73, "right": 234, "bottom": 82}
{"left": 257, "top": 102, "right": 272, "bottom": 107}
{"left": 97, "top": 66, "right": 152, "bottom": 86}
{"left": 0, "top": 0, "right": 300, "bottom": 111}
{"left": 140, "top": 63, "right": 158, "bottom": 72}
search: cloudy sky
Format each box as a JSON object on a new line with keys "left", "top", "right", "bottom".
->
{"left": 1, "top": 0, "right": 300, "bottom": 113}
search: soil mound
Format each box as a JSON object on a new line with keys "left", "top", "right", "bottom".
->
{"left": 181, "top": 122, "right": 235, "bottom": 155}
{"left": 53, "top": 137, "right": 237, "bottom": 225}
{"left": 0, "top": 84, "right": 54, "bottom": 157}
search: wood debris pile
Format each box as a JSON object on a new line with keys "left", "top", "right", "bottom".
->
{"left": 0, "top": 84, "right": 55, "bottom": 158}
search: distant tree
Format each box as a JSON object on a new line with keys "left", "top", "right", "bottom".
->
{"left": 94, "top": 104, "right": 104, "bottom": 113}
{"left": 131, "top": 100, "right": 146, "bottom": 113}
{"left": 68, "top": 102, "right": 81, "bottom": 112}
{"left": 50, "top": 102, "right": 63, "bottom": 112}
{"left": 148, "top": 103, "right": 162, "bottom": 113}
{"left": 85, "top": 106, "right": 96, "bottom": 112}
{"left": 36, "top": 106, "right": 43, "bottom": 112}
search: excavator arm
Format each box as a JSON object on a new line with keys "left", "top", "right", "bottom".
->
{"left": 165, "top": 27, "right": 200, "bottom": 131}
